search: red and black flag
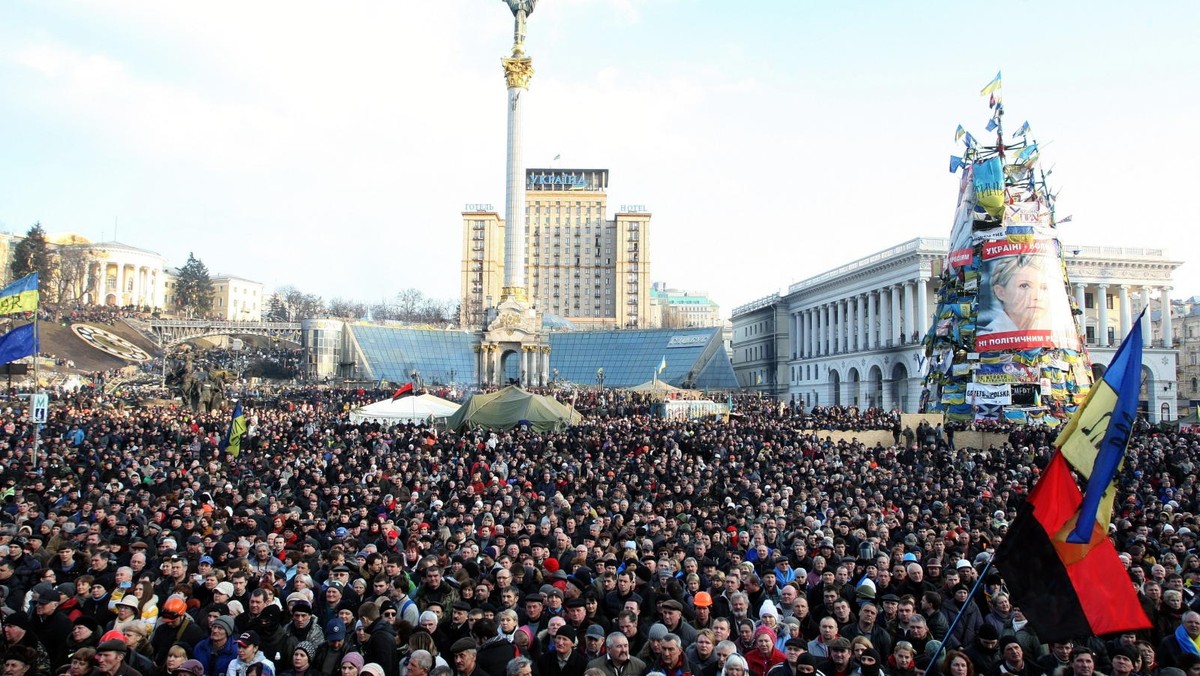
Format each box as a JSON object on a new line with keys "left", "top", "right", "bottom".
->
{"left": 994, "top": 315, "right": 1151, "bottom": 642}
{"left": 391, "top": 382, "right": 415, "bottom": 401}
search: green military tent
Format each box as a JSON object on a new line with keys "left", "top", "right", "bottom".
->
{"left": 445, "top": 385, "right": 582, "bottom": 432}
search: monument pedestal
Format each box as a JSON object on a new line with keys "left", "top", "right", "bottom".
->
{"left": 479, "top": 297, "right": 548, "bottom": 387}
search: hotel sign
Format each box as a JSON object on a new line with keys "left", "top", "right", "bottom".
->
{"left": 526, "top": 168, "right": 607, "bottom": 192}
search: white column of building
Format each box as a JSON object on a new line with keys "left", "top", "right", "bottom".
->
{"left": 1118, "top": 285, "right": 1131, "bottom": 339}
{"left": 1097, "top": 284, "right": 1110, "bottom": 346}
{"left": 903, "top": 282, "right": 915, "bottom": 345}
{"left": 916, "top": 277, "right": 929, "bottom": 338}
{"left": 116, "top": 264, "right": 126, "bottom": 306}
{"left": 815, "top": 306, "right": 824, "bottom": 356}
{"left": 890, "top": 285, "right": 902, "bottom": 345}
{"left": 868, "top": 291, "right": 878, "bottom": 350}
{"left": 812, "top": 308, "right": 820, "bottom": 357}
{"left": 812, "top": 308, "right": 821, "bottom": 357}
{"left": 1141, "top": 287, "right": 1153, "bottom": 344}
{"left": 840, "top": 299, "right": 850, "bottom": 353}
{"left": 879, "top": 289, "right": 890, "bottom": 348}
{"left": 824, "top": 304, "right": 832, "bottom": 355}
{"left": 1163, "top": 287, "right": 1174, "bottom": 348}
{"left": 831, "top": 301, "right": 841, "bottom": 355}
{"left": 543, "top": 350, "right": 550, "bottom": 386}
{"left": 803, "top": 310, "right": 811, "bottom": 358}
{"left": 792, "top": 313, "right": 800, "bottom": 359}
{"left": 857, "top": 295, "right": 867, "bottom": 351}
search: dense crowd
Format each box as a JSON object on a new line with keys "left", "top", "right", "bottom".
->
{"left": 0, "top": 384, "right": 1196, "bottom": 676}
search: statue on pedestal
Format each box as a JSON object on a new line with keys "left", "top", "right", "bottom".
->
{"left": 504, "top": 0, "right": 539, "bottom": 51}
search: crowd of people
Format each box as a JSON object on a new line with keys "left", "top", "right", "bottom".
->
{"left": 0, "top": 383, "right": 1196, "bottom": 676}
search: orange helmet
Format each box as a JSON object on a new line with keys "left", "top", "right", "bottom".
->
{"left": 163, "top": 596, "right": 187, "bottom": 617}
{"left": 693, "top": 591, "right": 713, "bottom": 608}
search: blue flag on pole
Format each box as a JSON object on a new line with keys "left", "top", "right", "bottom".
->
{"left": 1058, "top": 313, "right": 1145, "bottom": 544}
{"left": 0, "top": 324, "right": 37, "bottom": 364}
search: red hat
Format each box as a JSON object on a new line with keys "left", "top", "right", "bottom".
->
{"left": 544, "top": 558, "right": 560, "bottom": 573}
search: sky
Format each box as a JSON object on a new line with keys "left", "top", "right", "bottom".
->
{"left": 2, "top": 0, "right": 1197, "bottom": 314}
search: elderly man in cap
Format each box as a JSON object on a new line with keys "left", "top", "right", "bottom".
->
{"left": 30, "top": 586, "right": 73, "bottom": 671}
{"left": 450, "top": 638, "right": 482, "bottom": 676}
{"left": 539, "top": 626, "right": 588, "bottom": 676}
{"left": 281, "top": 601, "right": 324, "bottom": 667}
{"left": 659, "top": 599, "right": 697, "bottom": 648}
{"left": 229, "top": 631, "right": 276, "bottom": 676}
{"left": 93, "top": 634, "right": 138, "bottom": 676}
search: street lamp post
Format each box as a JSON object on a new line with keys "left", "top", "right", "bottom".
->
{"left": 596, "top": 367, "right": 605, "bottom": 390}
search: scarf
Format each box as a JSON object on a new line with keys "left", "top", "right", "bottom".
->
{"left": 1175, "top": 624, "right": 1200, "bottom": 657}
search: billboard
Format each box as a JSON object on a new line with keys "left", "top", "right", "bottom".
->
{"left": 975, "top": 239, "right": 1079, "bottom": 352}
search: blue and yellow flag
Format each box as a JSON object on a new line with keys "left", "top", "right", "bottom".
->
{"left": 980, "top": 71, "right": 1002, "bottom": 96}
{"left": 1058, "top": 312, "right": 1144, "bottom": 544}
{"left": 974, "top": 157, "right": 1006, "bottom": 219}
{"left": 0, "top": 324, "right": 37, "bottom": 364}
{"left": 223, "top": 401, "right": 247, "bottom": 457}
{"left": 658, "top": 356, "right": 667, "bottom": 375}
{"left": 0, "top": 273, "right": 39, "bottom": 315}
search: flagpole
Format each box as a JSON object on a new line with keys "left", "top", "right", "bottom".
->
{"left": 920, "top": 556, "right": 996, "bottom": 676}
{"left": 32, "top": 283, "right": 41, "bottom": 468}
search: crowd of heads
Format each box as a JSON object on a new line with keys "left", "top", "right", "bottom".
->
{"left": 0, "top": 383, "right": 1197, "bottom": 676}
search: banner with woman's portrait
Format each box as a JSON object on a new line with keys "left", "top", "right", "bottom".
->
{"left": 975, "top": 238, "right": 1080, "bottom": 352}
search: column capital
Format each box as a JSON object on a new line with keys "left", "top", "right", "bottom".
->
{"left": 1097, "top": 282, "right": 1110, "bottom": 288}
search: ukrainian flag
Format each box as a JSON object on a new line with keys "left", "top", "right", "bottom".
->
{"left": 1057, "top": 312, "right": 1144, "bottom": 544}
{"left": 0, "top": 273, "right": 39, "bottom": 315}
{"left": 980, "top": 71, "right": 1002, "bottom": 96}
{"left": 658, "top": 356, "right": 667, "bottom": 375}
{"left": 223, "top": 401, "right": 247, "bottom": 457}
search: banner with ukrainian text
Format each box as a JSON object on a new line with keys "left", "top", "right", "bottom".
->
{"left": 975, "top": 239, "right": 1079, "bottom": 352}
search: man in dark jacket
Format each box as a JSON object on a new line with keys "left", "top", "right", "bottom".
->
{"left": 30, "top": 588, "right": 74, "bottom": 672}
{"left": 360, "top": 602, "right": 398, "bottom": 676}
{"left": 538, "top": 626, "right": 588, "bottom": 676}
{"left": 472, "top": 619, "right": 521, "bottom": 676}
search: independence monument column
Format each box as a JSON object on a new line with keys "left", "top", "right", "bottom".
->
{"left": 481, "top": 0, "right": 546, "bottom": 388}
{"left": 500, "top": 0, "right": 537, "bottom": 304}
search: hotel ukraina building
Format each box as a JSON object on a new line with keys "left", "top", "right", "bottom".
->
{"left": 731, "top": 236, "right": 1183, "bottom": 422}
{"left": 459, "top": 168, "right": 651, "bottom": 331}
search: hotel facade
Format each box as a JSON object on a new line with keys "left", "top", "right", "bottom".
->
{"left": 460, "top": 168, "right": 651, "bottom": 331}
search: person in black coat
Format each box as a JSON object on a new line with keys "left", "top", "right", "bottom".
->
{"left": 472, "top": 619, "right": 520, "bottom": 676}
{"left": 359, "top": 602, "right": 398, "bottom": 676}
{"left": 538, "top": 626, "right": 589, "bottom": 676}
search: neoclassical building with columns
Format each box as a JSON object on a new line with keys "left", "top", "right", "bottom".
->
{"left": 732, "top": 236, "right": 1183, "bottom": 422}
{"left": 60, "top": 240, "right": 168, "bottom": 309}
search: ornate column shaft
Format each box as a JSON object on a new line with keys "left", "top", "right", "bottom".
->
{"left": 1097, "top": 284, "right": 1110, "bottom": 347}
{"left": 1141, "top": 287, "right": 1153, "bottom": 345}
{"left": 903, "top": 282, "right": 915, "bottom": 344}
{"left": 868, "top": 291, "right": 877, "bottom": 350}
{"left": 890, "top": 285, "right": 902, "bottom": 345}
{"left": 1118, "top": 285, "right": 1131, "bottom": 338}
{"left": 501, "top": 51, "right": 535, "bottom": 303}
{"left": 916, "top": 277, "right": 928, "bottom": 338}
{"left": 1162, "top": 287, "right": 1174, "bottom": 348}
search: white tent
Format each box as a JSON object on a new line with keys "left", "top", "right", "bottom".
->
{"left": 349, "top": 394, "right": 460, "bottom": 425}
